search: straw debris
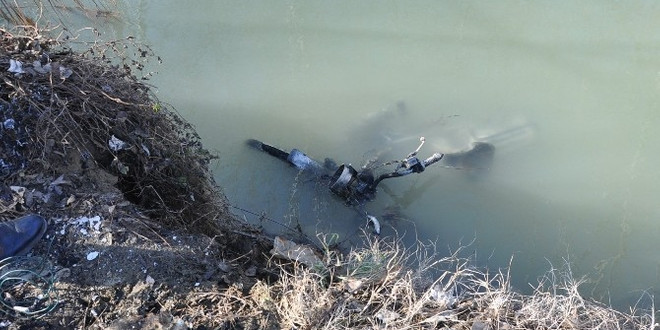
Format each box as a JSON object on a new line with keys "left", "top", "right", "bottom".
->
{"left": 200, "top": 236, "right": 656, "bottom": 329}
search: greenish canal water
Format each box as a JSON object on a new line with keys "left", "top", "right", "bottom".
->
{"left": 88, "top": 1, "right": 660, "bottom": 309}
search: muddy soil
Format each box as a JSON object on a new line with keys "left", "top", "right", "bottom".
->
{"left": 1, "top": 151, "right": 279, "bottom": 329}
{"left": 0, "top": 26, "right": 277, "bottom": 329}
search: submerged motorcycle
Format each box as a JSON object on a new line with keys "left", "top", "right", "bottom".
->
{"left": 246, "top": 136, "right": 495, "bottom": 234}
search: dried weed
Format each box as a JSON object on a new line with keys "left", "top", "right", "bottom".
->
{"left": 226, "top": 235, "right": 657, "bottom": 329}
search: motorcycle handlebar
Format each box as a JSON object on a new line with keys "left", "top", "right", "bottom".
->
{"left": 423, "top": 153, "right": 444, "bottom": 167}
{"left": 371, "top": 152, "right": 444, "bottom": 189}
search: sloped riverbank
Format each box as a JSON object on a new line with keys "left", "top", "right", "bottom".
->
{"left": 0, "top": 26, "right": 655, "bottom": 329}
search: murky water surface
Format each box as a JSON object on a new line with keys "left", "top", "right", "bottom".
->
{"left": 98, "top": 1, "right": 660, "bottom": 308}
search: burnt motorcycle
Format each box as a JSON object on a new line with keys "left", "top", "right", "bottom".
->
{"left": 246, "top": 137, "right": 495, "bottom": 234}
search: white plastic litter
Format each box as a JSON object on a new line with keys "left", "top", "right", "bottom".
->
{"left": 109, "top": 135, "right": 127, "bottom": 151}
{"left": 8, "top": 59, "right": 24, "bottom": 74}
{"left": 87, "top": 251, "right": 99, "bottom": 261}
{"left": 270, "top": 236, "right": 323, "bottom": 268}
{"left": 59, "top": 65, "right": 73, "bottom": 79}
{"left": 366, "top": 214, "right": 381, "bottom": 235}
{"left": 72, "top": 215, "right": 102, "bottom": 233}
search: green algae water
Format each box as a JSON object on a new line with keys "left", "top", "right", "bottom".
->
{"left": 105, "top": 1, "right": 660, "bottom": 309}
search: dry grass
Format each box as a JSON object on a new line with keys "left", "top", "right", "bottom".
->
{"left": 513, "top": 263, "right": 656, "bottom": 330}
{"left": 200, "top": 235, "right": 656, "bottom": 330}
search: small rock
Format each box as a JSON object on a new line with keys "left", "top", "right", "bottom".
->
{"left": 429, "top": 285, "right": 458, "bottom": 309}
{"left": 221, "top": 274, "right": 231, "bottom": 284}
{"left": 86, "top": 251, "right": 99, "bottom": 261}
{"left": 344, "top": 278, "right": 364, "bottom": 293}
{"left": 218, "top": 261, "right": 232, "bottom": 272}
{"left": 472, "top": 321, "right": 490, "bottom": 330}
{"left": 270, "top": 236, "right": 323, "bottom": 268}
{"left": 109, "top": 135, "right": 127, "bottom": 151}
{"left": 8, "top": 59, "right": 24, "bottom": 74}
{"left": 245, "top": 266, "right": 257, "bottom": 277}
{"left": 3, "top": 118, "right": 15, "bottom": 129}
{"left": 59, "top": 65, "right": 72, "bottom": 79}
{"left": 375, "top": 308, "right": 400, "bottom": 324}
{"left": 55, "top": 268, "right": 71, "bottom": 280}
{"left": 171, "top": 319, "right": 187, "bottom": 330}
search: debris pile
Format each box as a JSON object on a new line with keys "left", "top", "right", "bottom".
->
{"left": 0, "top": 26, "right": 239, "bottom": 235}
{"left": 0, "top": 23, "right": 272, "bottom": 329}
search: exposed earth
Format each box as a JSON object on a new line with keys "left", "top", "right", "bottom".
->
{"left": 0, "top": 26, "right": 275, "bottom": 329}
{"left": 2, "top": 161, "right": 274, "bottom": 329}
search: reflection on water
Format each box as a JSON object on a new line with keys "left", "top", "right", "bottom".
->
{"left": 104, "top": 1, "right": 660, "bottom": 309}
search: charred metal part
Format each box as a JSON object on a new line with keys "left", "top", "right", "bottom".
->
{"left": 246, "top": 136, "right": 494, "bottom": 235}
{"left": 366, "top": 214, "right": 381, "bottom": 235}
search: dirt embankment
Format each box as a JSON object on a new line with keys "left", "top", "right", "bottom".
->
{"left": 0, "top": 26, "right": 274, "bottom": 329}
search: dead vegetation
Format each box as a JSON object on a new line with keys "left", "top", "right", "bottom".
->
{"left": 0, "top": 25, "right": 244, "bottom": 236}
{"left": 206, "top": 235, "right": 656, "bottom": 329}
{"left": 0, "top": 21, "right": 272, "bottom": 329}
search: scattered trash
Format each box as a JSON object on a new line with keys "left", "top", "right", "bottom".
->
{"left": 50, "top": 175, "right": 70, "bottom": 187}
{"left": 344, "top": 278, "right": 364, "bottom": 293}
{"left": 3, "top": 118, "right": 15, "bottom": 129}
{"left": 59, "top": 65, "right": 73, "bottom": 79}
{"left": 218, "top": 261, "right": 232, "bottom": 273}
{"left": 7, "top": 186, "right": 25, "bottom": 207}
{"left": 12, "top": 306, "right": 30, "bottom": 313}
{"left": 245, "top": 266, "right": 257, "bottom": 277}
{"left": 9, "top": 185, "right": 25, "bottom": 197}
{"left": 421, "top": 310, "right": 459, "bottom": 325}
{"left": 375, "top": 308, "right": 400, "bottom": 324}
{"left": 86, "top": 251, "right": 99, "bottom": 261}
{"left": 0, "top": 102, "right": 30, "bottom": 177}
{"left": 111, "top": 157, "right": 129, "bottom": 175}
{"left": 8, "top": 59, "right": 24, "bottom": 74}
{"left": 7, "top": 58, "right": 72, "bottom": 79}
{"left": 32, "top": 60, "right": 50, "bottom": 74}
{"left": 270, "top": 236, "right": 323, "bottom": 268}
{"left": 0, "top": 25, "right": 255, "bottom": 328}
{"left": 109, "top": 135, "right": 127, "bottom": 151}
{"left": 366, "top": 214, "right": 381, "bottom": 235}
{"left": 70, "top": 215, "right": 102, "bottom": 236}
{"left": 140, "top": 143, "right": 150, "bottom": 156}
{"left": 429, "top": 284, "right": 458, "bottom": 309}
{"left": 0, "top": 256, "right": 60, "bottom": 318}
